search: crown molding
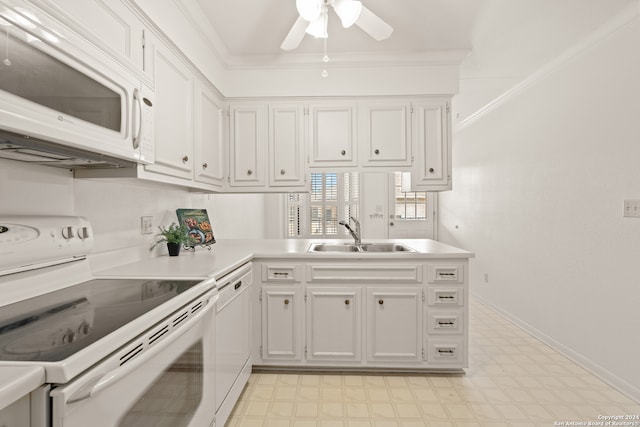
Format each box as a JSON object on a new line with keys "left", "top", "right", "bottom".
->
{"left": 455, "top": 2, "right": 639, "bottom": 134}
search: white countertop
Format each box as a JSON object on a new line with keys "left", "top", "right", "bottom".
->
{"left": 93, "top": 238, "right": 473, "bottom": 280}
{"left": 0, "top": 366, "right": 45, "bottom": 410}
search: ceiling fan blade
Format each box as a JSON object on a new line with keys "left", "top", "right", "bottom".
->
{"left": 355, "top": 5, "right": 393, "bottom": 41}
{"left": 281, "top": 15, "right": 308, "bottom": 51}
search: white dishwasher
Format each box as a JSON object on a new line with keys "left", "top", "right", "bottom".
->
{"left": 215, "top": 262, "right": 252, "bottom": 427}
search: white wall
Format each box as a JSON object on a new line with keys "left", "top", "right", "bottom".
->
{"left": 440, "top": 17, "right": 640, "bottom": 401}
{"left": 0, "top": 159, "right": 267, "bottom": 261}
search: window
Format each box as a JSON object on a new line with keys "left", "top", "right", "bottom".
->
{"left": 393, "top": 172, "right": 427, "bottom": 220}
{"left": 287, "top": 172, "right": 359, "bottom": 238}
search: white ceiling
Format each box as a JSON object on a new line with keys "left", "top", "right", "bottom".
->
{"left": 183, "top": 0, "right": 636, "bottom": 116}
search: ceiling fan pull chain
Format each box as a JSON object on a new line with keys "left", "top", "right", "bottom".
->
{"left": 321, "top": 37, "right": 329, "bottom": 77}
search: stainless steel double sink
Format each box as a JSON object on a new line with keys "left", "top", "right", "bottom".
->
{"left": 307, "top": 242, "right": 416, "bottom": 253}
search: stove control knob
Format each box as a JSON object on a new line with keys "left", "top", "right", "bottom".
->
{"left": 77, "top": 227, "right": 90, "bottom": 240}
{"left": 62, "top": 226, "right": 74, "bottom": 239}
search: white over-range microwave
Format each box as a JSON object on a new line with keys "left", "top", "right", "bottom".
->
{"left": 0, "top": 0, "right": 154, "bottom": 168}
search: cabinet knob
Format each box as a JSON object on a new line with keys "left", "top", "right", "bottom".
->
{"left": 182, "top": 155, "right": 189, "bottom": 163}
{"left": 429, "top": 167, "right": 435, "bottom": 173}
{"left": 345, "top": 299, "right": 350, "bottom": 305}
{"left": 247, "top": 169, "right": 253, "bottom": 176}
{"left": 389, "top": 222, "right": 394, "bottom": 227}
{"left": 202, "top": 163, "right": 208, "bottom": 169}
{"left": 374, "top": 149, "right": 380, "bottom": 155}
{"left": 341, "top": 150, "right": 346, "bottom": 156}
{"left": 280, "top": 169, "right": 286, "bottom": 175}
{"left": 284, "top": 299, "right": 290, "bottom": 305}
{"left": 378, "top": 299, "right": 384, "bottom": 305}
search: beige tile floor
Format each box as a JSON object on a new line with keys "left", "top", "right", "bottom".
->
{"left": 226, "top": 298, "right": 640, "bottom": 426}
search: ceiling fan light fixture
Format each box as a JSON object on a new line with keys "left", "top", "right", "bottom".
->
{"left": 305, "top": 9, "right": 328, "bottom": 38}
{"left": 296, "top": 0, "right": 323, "bottom": 22}
{"left": 332, "top": 0, "right": 362, "bottom": 28}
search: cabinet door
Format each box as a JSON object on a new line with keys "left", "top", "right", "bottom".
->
{"left": 0, "top": 394, "right": 30, "bottom": 427}
{"left": 308, "top": 103, "right": 357, "bottom": 167}
{"left": 366, "top": 287, "right": 423, "bottom": 362}
{"left": 411, "top": 100, "right": 451, "bottom": 190}
{"left": 194, "top": 81, "right": 224, "bottom": 188}
{"left": 45, "top": 0, "right": 152, "bottom": 79}
{"left": 261, "top": 287, "right": 303, "bottom": 360}
{"left": 359, "top": 101, "right": 411, "bottom": 167}
{"left": 269, "top": 104, "right": 307, "bottom": 187}
{"left": 306, "top": 287, "right": 361, "bottom": 361}
{"left": 144, "top": 42, "right": 194, "bottom": 179}
{"left": 229, "top": 104, "right": 267, "bottom": 188}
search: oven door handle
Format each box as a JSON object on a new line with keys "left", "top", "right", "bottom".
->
{"left": 67, "top": 290, "right": 217, "bottom": 404}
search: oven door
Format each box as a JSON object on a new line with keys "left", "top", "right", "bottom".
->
{"left": 50, "top": 290, "right": 216, "bottom": 427}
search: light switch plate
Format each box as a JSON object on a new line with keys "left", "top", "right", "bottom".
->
{"left": 623, "top": 200, "right": 640, "bottom": 218}
{"left": 141, "top": 216, "right": 153, "bottom": 234}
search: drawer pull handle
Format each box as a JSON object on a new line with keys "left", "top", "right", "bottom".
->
{"left": 284, "top": 299, "right": 290, "bottom": 305}
{"left": 274, "top": 272, "right": 290, "bottom": 277}
{"left": 234, "top": 281, "right": 242, "bottom": 290}
{"left": 438, "top": 296, "right": 455, "bottom": 299}
{"left": 378, "top": 299, "right": 384, "bottom": 305}
{"left": 345, "top": 299, "right": 350, "bottom": 305}
{"left": 437, "top": 348, "right": 455, "bottom": 355}
{"left": 438, "top": 321, "right": 455, "bottom": 326}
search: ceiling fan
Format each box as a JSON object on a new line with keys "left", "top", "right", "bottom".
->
{"left": 281, "top": 0, "right": 393, "bottom": 51}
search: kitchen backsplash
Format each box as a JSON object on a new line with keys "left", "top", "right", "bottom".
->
{"left": 0, "top": 159, "right": 267, "bottom": 255}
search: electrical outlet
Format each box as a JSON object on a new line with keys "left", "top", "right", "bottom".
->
{"left": 141, "top": 216, "right": 153, "bottom": 234}
{"left": 623, "top": 200, "right": 640, "bottom": 218}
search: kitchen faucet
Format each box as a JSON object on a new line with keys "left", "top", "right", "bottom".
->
{"left": 339, "top": 216, "right": 361, "bottom": 245}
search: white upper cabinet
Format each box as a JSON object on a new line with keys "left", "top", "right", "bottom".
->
{"left": 144, "top": 41, "right": 194, "bottom": 180}
{"left": 269, "top": 104, "right": 307, "bottom": 188}
{"left": 411, "top": 100, "right": 451, "bottom": 191}
{"left": 43, "top": 0, "right": 153, "bottom": 80}
{"left": 228, "top": 104, "right": 268, "bottom": 188}
{"left": 359, "top": 101, "right": 412, "bottom": 167}
{"left": 194, "top": 82, "right": 224, "bottom": 188}
{"left": 308, "top": 102, "right": 357, "bottom": 167}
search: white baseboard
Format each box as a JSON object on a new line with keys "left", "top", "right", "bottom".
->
{"left": 471, "top": 295, "right": 640, "bottom": 405}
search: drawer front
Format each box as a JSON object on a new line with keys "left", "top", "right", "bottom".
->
{"left": 307, "top": 264, "right": 422, "bottom": 283}
{"left": 262, "top": 264, "right": 302, "bottom": 283}
{"left": 426, "top": 310, "right": 464, "bottom": 335}
{"left": 427, "top": 287, "right": 464, "bottom": 307}
{"left": 427, "top": 264, "right": 465, "bottom": 284}
{"left": 426, "top": 339, "right": 465, "bottom": 365}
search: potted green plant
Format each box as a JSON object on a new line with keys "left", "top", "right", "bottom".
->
{"left": 150, "top": 223, "right": 190, "bottom": 256}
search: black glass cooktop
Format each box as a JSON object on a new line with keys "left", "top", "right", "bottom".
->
{"left": 0, "top": 278, "right": 202, "bottom": 362}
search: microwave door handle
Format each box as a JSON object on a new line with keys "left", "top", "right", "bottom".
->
{"left": 66, "top": 290, "right": 216, "bottom": 404}
{"left": 132, "top": 88, "right": 143, "bottom": 149}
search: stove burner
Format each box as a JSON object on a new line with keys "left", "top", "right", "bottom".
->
{"left": 0, "top": 298, "right": 94, "bottom": 357}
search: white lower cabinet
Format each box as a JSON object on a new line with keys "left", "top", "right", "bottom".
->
{"left": 306, "top": 287, "right": 361, "bottom": 362}
{"left": 261, "top": 286, "right": 303, "bottom": 361}
{"left": 0, "top": 394, "right": 29, "bottom": 427}
{"left": 255, "top": 260, "right": 468, "bottom": 371}
{"left": 366, "top": 287, "right": 423, "bottom": 363}
{"left": 255, "top": 259, "right": 468, "bottom": 371}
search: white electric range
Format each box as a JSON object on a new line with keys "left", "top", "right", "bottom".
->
{"left": 0, "top": 216, "right": 218, "bottom": 427}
